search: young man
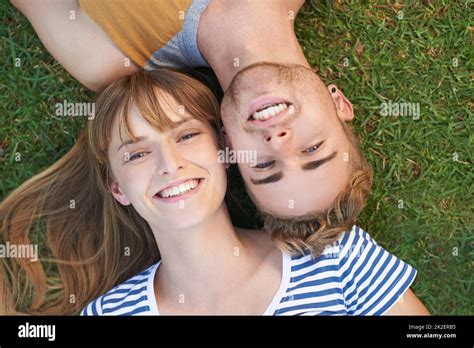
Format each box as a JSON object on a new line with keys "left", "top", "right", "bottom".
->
{"left": 10, "top": 0, "right": 429, "bottom": 314}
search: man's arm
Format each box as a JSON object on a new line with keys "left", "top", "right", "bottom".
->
{"left": 10, "top": 0, "right": 137, "bottom": 91}
{"left": 384, "top": 288, "right": 431, "bottom": 315}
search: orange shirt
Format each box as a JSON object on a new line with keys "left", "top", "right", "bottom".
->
{"left": 79, "top": 0, "right": 192, "bottom": 68}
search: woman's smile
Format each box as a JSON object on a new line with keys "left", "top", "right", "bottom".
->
{"left": 153, "top": 178, "right": 205, "bottom": 204}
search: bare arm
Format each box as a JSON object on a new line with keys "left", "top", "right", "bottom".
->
{"left": 384, "top": 288, "right": 431, "bottom": 315}
{"left": 10, "top": 0, "right": 137, "bottom": 91}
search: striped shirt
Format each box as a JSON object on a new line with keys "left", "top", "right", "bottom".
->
{"left": 81, "top": 225, "right": 417, "bottom": 316}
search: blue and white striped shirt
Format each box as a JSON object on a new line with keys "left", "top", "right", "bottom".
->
{"left": 81, "top": 225, "right": 417, "bottom": 316}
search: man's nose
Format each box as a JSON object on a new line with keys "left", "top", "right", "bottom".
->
{"left": 263, "top": 127, "right": 293, "bottom": 154}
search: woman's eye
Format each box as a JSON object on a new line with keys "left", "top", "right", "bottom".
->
{"left": 179, "top": 132, "right": 200, "bottom": 142}
{"left": 128, "top": 151, "right": 148, "bottom": 162}
{"left": 254, "top": 160, "right": 275, "bottom": 169}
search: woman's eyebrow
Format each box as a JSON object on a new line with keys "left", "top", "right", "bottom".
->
{"left": 116, "top": 118, "right": 197, "bottom": 152}
{"left": 171, "top": 117, "right": 195, "bottom": 129}
{"left": 117, "top": 136, "right": 149, "bottom": 152}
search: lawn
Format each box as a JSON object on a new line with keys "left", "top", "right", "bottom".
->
{"left": 1, "top": 1, "right": 472, "bottom": 315}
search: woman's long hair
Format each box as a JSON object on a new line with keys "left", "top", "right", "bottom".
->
{"left": 0, "top": 69, "right": 220, "bottom": 315}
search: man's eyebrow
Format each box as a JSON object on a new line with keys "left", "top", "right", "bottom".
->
{"left": 249, "top": 151, "right": 338, "bottom": 185}
{"left": 250, "top": 171, "right": 283, "bottom": 185}
{"left": 301, "top": 151, "right": 338, "bottom": 170}
{"left": 117, "top": 136, "right": 149, "bottom": 152}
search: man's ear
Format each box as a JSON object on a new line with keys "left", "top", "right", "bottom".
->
{"left": 220, "top": 126, "right": 233, "bottom": 149}
{"left": 327, "top": 84, "right": 354, "bottom": 121}
{"left": 220, "top": 126, "right": 231, "bottom": 169}
{"left": 109, "top": 181, "right": 131, "bottom": 206}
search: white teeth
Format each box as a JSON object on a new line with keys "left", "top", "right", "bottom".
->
{"left": 252, "top": 103, "right": 288, "bottom": 121}
{"left": 157, "top": 179, "right": 199, "bottom": 198}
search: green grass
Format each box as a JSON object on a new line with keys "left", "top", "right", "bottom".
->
{"left": 1, "top": 1, "right": 472, "bottom": 315}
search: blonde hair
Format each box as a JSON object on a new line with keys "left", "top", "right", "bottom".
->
{"left": 0, "top": 69, "right": 220, "bottom": 315}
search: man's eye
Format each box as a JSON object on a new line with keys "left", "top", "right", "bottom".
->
{"left": 254, "top": 160, "right": 275, "bottom": 169}
{"left": 303, "top": 142, "right": 323, "bottom": 153}
{"left": 179, "top": 132, "right": 200, "bottom": 142}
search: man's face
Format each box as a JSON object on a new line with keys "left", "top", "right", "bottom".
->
{"left": 221, "top": 63, "right": 355, "bottom": 217}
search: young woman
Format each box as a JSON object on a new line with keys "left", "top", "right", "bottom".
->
{"left": 0, "top": 69, "right": 429, "bottom": 315}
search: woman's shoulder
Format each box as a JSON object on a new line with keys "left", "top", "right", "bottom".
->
{"left": 335, "top": 225, "right": 374, "bottom": 256}
{"left": 336, "top": 225, "right": 418, "bottom": 315}
{"left": 278, "top": 225, "right": 417, "bottom": 315}
{"left": 80, "top": 262, "right": 160, "bottom": 316}
{"left": 284, "top": 224, "right": 416, "bottom": 283}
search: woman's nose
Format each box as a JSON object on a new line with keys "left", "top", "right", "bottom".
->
{"left": 157, "top": 146, "right": 185, "bottom": 175}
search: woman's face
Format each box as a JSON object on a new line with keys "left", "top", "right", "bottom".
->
{"left": 107, "top": 92, "right": 227, "bottom": 231}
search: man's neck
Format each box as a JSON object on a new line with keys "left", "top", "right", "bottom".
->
{"left": 198, "top": 0, "right": 310, "bottom": 90}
